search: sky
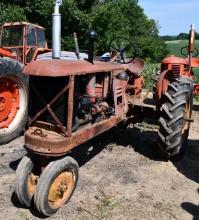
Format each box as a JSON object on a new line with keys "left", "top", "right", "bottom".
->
{"left": 138, "top": 0, "right": 199, "bottom": 36}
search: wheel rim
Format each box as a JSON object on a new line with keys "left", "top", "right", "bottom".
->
{"left": 0, "top": 76, "right": 27, "bottom": 134}
{"left": 27, "top": 172, "right": 37, "bottom": 198}
{"left": 0, "top": 78, "right": 19, "bottom": 128}
{"left": 48, "top": 170, "right": 75, "bottom": 209}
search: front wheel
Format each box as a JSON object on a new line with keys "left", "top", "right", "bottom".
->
{"left": 15, "top": 155, "right": 38, "bottom": 207}
{"left": 157, "top": 77, "right": 193, "bottom": 158}
{"left": 34, "top": 156, "right": 79, "bottom": 216}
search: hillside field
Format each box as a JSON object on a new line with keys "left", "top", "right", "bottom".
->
{"left": 166, "top": 40, "right": 199, "bottom": 58}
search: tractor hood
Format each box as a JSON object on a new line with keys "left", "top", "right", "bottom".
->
{"left": 162, "top": 56, "right": 187, "bottom": 65}
{"left": 162, "top": 55, "right": 199, "bottom": 68}
{"left": 23, "top": 58, "right": 145, "bottom": 77}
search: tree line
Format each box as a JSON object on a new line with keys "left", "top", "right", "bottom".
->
{"left": 161, "top": 32, "right": 199, "bottom": 41}
{"left": 0, "top": 0, "right": 168, "bottom": 62}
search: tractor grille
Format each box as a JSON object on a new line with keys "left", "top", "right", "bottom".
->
{"left": 161, "top": 63, "right": 168, "bottom": 72}
{"left": 29, "top": 76, "right": 69, "bottom": 126}
{"left": 161, "top": 63, "right": 182, "bottom": 78}
{"left": 170, "top": 64, "right": 181, "bottom": 78}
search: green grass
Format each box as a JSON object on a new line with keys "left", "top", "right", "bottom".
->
{"left": 193, "top": 68, "right": 199, "bottom": 83}
{"left": 166, "top": 40, "right": 199, "bottom": 58}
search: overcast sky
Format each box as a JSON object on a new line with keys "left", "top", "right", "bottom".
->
{"left": 138, "top": 0, "right": 199, "bottom": 36}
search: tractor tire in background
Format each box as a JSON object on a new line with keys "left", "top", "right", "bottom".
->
{"left": 0, "top": 58, "right": 28, "bottom": 144}
{"left": 157, "top": 77, "right": 193, "bottom": 158}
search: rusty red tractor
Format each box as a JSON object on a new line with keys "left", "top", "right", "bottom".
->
{"left": 0, "top": 1, "right": 198, "bottom": 216}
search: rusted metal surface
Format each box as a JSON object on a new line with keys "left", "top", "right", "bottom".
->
{"left": 127, "top": 75, "right": 144, "bottom": 96}
{"left": 66, "top": 76, "right": 74, "bottom": 137}
{"left": 124, "top": 58, "right": 145, "bottom": 75}
{"left": 103, "top": 73, "right": 109, "bottom": 98}
{"left": 25, "top": 116, "right": 122, "bottom": 156}
{"left": 29, "top": 82, "right": 69, "bottom": 135}
{"left": 23, "top": 59, "right": 126, "bottom": 77}
{"left": 194, "top": 84, "right": 199, "bottom": 95}
{"left": 86, "top": 74, "right": 96, "bottom": 103}
{"left": 127, "top": 95, "right": 156, "bottom": 110}
{"left": 113, "top": 78, "right": 125, "bottom": 117}
{"left": 23, "top": 58, "right": 145, "bottom": 78}
{"left": 0, "top": 48, "right": 13, "bottom": 58}
{"left": 156, "top": 70, "right": 171, "bottom": 100}
{"left": 162, "top": 56, "right": 187, "bottom": 65}
{"left": 95, "top": 73, "right": 110, "bottom": 99}
{"left": 189, "top": 57, "right": 199, "bottom": 68}
{"left": 3, "top": 22, "right": 45, "bottom": 30}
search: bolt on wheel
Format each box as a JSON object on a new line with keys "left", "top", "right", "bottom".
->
{"left": 34, "top": 156, "right": 79, "bottom": 216}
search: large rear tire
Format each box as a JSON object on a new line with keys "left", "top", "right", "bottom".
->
{"left": 157, "top": 77, "right": 193, "bottom": 158}
{"left": 0, "top": 58, "right": 28, "bottom": 144}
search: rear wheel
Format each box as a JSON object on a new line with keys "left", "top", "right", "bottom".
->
{"left": 157, "top": 77, "right": 193, "bottom": 158}
{"left": 0, "top": 58, "right": 28, "bottom": 144}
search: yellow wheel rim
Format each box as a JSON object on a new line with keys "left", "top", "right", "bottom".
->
{"left": 48, "top": 170, "right": 75, "bottom": 209}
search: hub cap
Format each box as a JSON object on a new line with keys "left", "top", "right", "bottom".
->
{"left": 48, "top": 170, "right": 75, "bottom": 209}
{"left": 0, "top": 78, "right": 19, "bottom": 128}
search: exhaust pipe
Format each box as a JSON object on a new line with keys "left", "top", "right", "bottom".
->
{"left": 88, "top": 30, "right": 97, "bottom": 63}
{"left": 52, "top": 0, "right": 62, "bottom": 59}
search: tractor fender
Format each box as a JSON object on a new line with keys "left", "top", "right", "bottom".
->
{"left": 156, "top": 69, "right": 172, "bottom": 100}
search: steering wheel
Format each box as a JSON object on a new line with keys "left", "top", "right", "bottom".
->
{"left": 181, "top": 46, "right": 199, "bottom": 57}
{"left": 109, "top": 37, "right": 137, "bottom": 64}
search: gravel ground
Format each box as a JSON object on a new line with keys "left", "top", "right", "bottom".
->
{"left": 0, "top": 104, "right": 199, "bottom": 220}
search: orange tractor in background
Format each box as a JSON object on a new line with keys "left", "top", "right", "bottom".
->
{"left": 0, "top": 22, "right": 49, "bottom": 144}
{"left": 0, "top": 21, "right": 87, "bottom": 144}
{"left": 154, "top": 24, "right": 199, "bottom": 157}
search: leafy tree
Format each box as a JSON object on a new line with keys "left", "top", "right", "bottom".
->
{"left": 177, "top": 33, "right": 189, "bottom": 40}
{"left": 0, "top": 3, "right": 26, "bottom": 24}
{"left": 0, "top": 0, "right": 168, "bottom": 62}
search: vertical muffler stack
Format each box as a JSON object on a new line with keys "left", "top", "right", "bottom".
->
{"left": 188, "top": 24, "right": 195, "bottom": 71}
{"left": 88, "top": 30, "right": 97, "bottom": 63}
{"left": 86, "top": 30, "right": 97, "bottom": 103}
{"left": 52, "top": 0, "right": 62, "bottom": 59}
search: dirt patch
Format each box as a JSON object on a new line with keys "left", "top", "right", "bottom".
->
{"left": 0, "top": 104, "right": 199, "bottom": 220}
